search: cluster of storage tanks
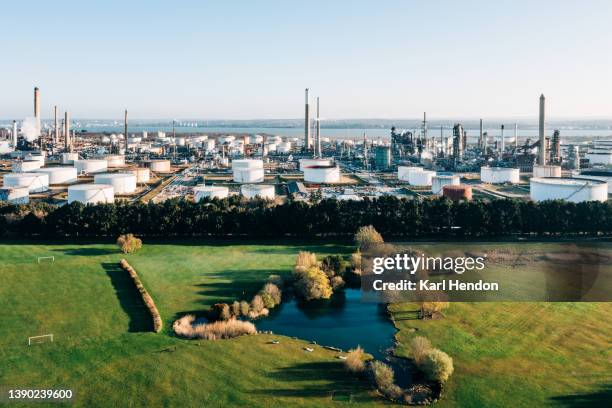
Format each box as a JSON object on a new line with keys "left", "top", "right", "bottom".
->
{"left": 398, "top": 166, "right": 461, "bottom": 195}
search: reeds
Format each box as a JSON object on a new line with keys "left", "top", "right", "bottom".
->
{"left": 173, "top": 315, "right": 256, "bottom": 340}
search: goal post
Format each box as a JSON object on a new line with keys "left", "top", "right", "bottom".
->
{"left": 37, "top": 256, "right": 55, "bottom": 264}
{"left": 28, "top": 334, "right": 53, "bottom": 345}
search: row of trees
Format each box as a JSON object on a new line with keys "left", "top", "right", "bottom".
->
{"left": 1, "top": 195, "right": 611, "bottom": 239}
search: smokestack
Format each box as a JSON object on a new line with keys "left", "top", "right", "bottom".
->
{"left": 479, "top": 119, "right": 483, "bottom": 149}
{"left": 514, "top": 123, "right": 518, "bottom": 149}
{"left": 123, "top": 109, "right": 127, "bottom": 145}
{"left": 34, "top": 87, "right": 41, "bottom": 138}
{"left": 539, "top": 94, "right": 546, "bottom": 165}
{"left": 64, "top": 111, "right": 71, "bottom": 152}
{"left": 54, "top": 106, "right": 59, "bottom": 145}
{"left": 315, "top": 97, "right": 321, "bottom": 158}
{"left": 304, "top": 88, "right": 311, "bottom": 151}
{"left": 12, "top": 120, "right": 18, "bottom": 147}
{"left": 500, "top": 124, "right": 505, "bottom": 153}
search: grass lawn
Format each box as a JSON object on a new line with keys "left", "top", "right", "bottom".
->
{"left": 0, "top": 241, "right": 610, "bottom": 407}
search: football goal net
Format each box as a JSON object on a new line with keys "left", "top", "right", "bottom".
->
{"left": 28, "top": 334, "right": 54, "bottom": 345}
{"left": 37, "top": 256, "right": 55, "bottom": 264}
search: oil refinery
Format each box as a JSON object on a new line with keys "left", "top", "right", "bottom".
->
{"left": 0, "top": 87, "right": 610, "bottom": 205}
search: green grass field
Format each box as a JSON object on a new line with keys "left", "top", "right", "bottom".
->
{"left": 0, "top": 241, "right": 610, "bottom": 407}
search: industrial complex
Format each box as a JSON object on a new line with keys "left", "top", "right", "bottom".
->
{"left": 1, "top": 88, "right": 611, "bottom": 206}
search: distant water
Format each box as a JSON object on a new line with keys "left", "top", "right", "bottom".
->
{"left": 36, "top": 125, "right": 612, "bottom": 140}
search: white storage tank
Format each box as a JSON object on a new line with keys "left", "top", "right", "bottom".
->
{"left": 398, "top": 166, "right": 422, "bottom": 181}
{"left": 409, "top": 169, "right": 436, "bottom": 186}
{"left": 0, "top": 141, "right": 13, "bottom": 154}
{"left": 145, "top": 160, "right": 171, "bottom": 173}
{"left": 232, "top": 159, "right": 264, "bottom": 183}
{"left": 266, "top": 143, "right": 277, "bottom": 152}
{"left": 194, "top": 185, "right": 229, "bottom": 201}
{"left": 68, "top": 184, "right": 115, "bottom": 204}
{"left": 481, "top": 167, "right": 520, "bottom": 184}
{"left": 94, "top": 173, "right": 137, "bottom": 194}
{"left": 218, "top": 135, "right": 235, "bottom": 144}
{"left": 35, "top": 167, "right": 78, "bottom": 184}
{"left": 572, "top": 170, "right": 612, "bottom": 194}
{"left": 248, "top": 135, "right": 264, "bottom": 144}
{"left": 530, "top": 177, "right": 608, "bottom": 203}
{"left": 432, "top": 174, "right": 460, "bottom": 194}
{"left": 204, "top": 139, "right": 216, "bottom": 152}
{"left": 3, "top": 173, "right": 49, "bottom": 193}
{"left": 74, "top": 159, "right": 108, "bottom": 174}
{"left": 128, "top": 168, "right": 150, "bottom": 184}
{"left": 61, "top": 152, "right": 79, "bottom": 165}
{"left": 299, "top": 158, "right": 333, "bottom": 171}
{"left": 106, "top": 155, "right": 126, "bottom": 167}
{"left": 241, "top": 184, "right": 275, "bottom": 200}
{"left": 175, "top": 137, "right": 186, "bottom": 146}
{"left": 12, "top": 160, "right": 42, "bottom": 173}
{"left": 533, "top": 165, "right": 562, "bottom": 178}
{"left": 303, "top": 165, "right": 341, "bottom": 183}
{"left": 0, "top": 186, "right": 29, "bottom": 204}
{"left": 585, "top": 150, "right": 612, "bottom": 165}
{"left": 25, "top": 152, "right": 45, "bottom": 166}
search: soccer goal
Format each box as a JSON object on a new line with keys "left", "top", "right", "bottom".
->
{"left": 28, "top": 334, "right": 54, "bottom": 345}
{"left": 37, "top": 256, "right": 55, "bottom": 264}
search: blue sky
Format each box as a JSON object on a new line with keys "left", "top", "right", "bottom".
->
{"left": 1, "top": 0, "right": 611, "bottom": 119}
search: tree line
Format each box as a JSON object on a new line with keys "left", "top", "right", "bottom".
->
{"left": 0, "top": 195, "right": 611, "bottom": 239}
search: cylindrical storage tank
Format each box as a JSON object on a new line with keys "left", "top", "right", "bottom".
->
{"left": 35, "top": 167, "right": 78, "bottom": 184}
{"left": 299, "top": 158, "right": 333, "bottom": 171}
{"left": 432, "top": 174, "right": 460, "bottom": 194}
{"left": 106, "top": 155, "right": 126, "bottom": 167}
{"left": 68, "top": 184, "right": 115, "bottom": 204}
{"left": 145, "top": 160, "right": 171, "bottom": 172}
{"left": 572, "top": 170, "right": 612, "bottom": 194}
{"left": 61, "top": 152, "right": 79, "bottom": 165}
{"left": 481, "top": 167, "right": 520, "bottom": 184}
{"left": 194, "top": 185, "right": 229, "bottom": 201}
{"left": 25, "top": 153, "right": 45, "bottom": 166}
{"left": 277, "top": 142, "right": 292, "bottom": 154}
{"left": 232, "top": 159, "right": 264, "bottom": 183}
{"left": 533, "top": 165, "right": 561, "bottom": 178}
{"left": 175, "top": 137, "right": 186, "bottom": 146}
{"left": 267, "top": 135, "right": 282, "bottom": 144}
{"left": 12, "top": 160, "right": 42, "bottom": 172}
{"left": 127, "top": 137, "right": 141, "bottom": 144}
{"left": 408, "top": 170, "right": 435, "bottom": 186}
{"left": 398, "top": 166, "right": 422, "bottom": 181}
{"left": 241, "top": 184, "right": 275, "bottom": 200}
{"left": 443, "top": 185, "right": 473, "bottom": 201}
{"left": 266, "top": 143, "right": 277, "bottom": 152}
{"left": 128, "top": 168, "right": 150, "bottom": 184}
{"left": 3, "top": 173, "right": 49, "bottom": 193}
{"left": 530, "top": 177, "right": 608, "bottom": 203}
{"left": 204, "top": 139, "right": 216, "bottom": 151}
{"left": 94, "top": 173, "right": 137, "bottom": 194}
{"left": 248, "top": 135, "right": 264, "bottom": 144}
{"left": 74, "top": 159, "right": 108, "bottom": 174}
{"left": 303, "top": 165, "right": 341, "bottom": 183}
{"left": 218, "top": 135, "right": 235, "bottom": 144}
{"left": 0, "top": 141, "right": 12, "bottom": 154}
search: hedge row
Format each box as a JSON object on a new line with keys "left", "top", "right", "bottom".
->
{"left": 119, "top": 259, "right": 163, "bottom": 333}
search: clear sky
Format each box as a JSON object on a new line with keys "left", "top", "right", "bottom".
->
{"left": 1, "top": 0, "right": 611, "bottom": 120}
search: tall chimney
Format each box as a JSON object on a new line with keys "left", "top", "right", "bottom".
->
{"left": 64, "top": 111, "right": 71, "bottom": 152}
{"left": 33, "top": 87, "right": 41, "bottom": 139}
{"left": 54, "top": 105, "right": 59, "bottom": 144}
{"left": 304, "top": 88, "right": 311, "bottom": 150}
{"left": 315, "top": 97, "right": 321, "bottom": 158}
{"left": 12, "top": 120, "right": 18, "bottom": 147}
{"left": 479, "top": 119, "right": 483, "bottom": 149}
{"left": 123, "top": 109, "right": 127, "bottom": 142}
{"left": 539, "top": 94, "right": 546, "bottom": 165}
{"left": 500, "top": 124, "right": 505, "bottom": 153}
{"left": 514, "top": 123, "right": 518, "bottom": 149}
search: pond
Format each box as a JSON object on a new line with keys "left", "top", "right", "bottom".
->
{"left": 256, "top": 288, "right": 413, "bottom": 386}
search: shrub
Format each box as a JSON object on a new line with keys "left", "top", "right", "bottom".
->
{"left": 116, "top": 234, "right": 142, "bottom": 254}
{"left": 239, "top": 300, "right": 250, "bottom": 316}
{"left": 422, "top": 349, "right": 454, "bottom": 383}
{"left": 409, "top": 336, "right": 432, "bottom": 365}
{"left": 369, "top": 361, "right": 397, "bottom": 396}
{"left": 173, "top": 315, "right": 256, "bottom": 340}
{"left": 345, "top": 346, "right": 366, "bottom": 374}
{"left": 119, "top": 259, "right": 162, "bottom": 332}
{"left": 293, "top": 267, "right": 333, "bottom": 300}
{"left": 419, "top": 301, "right": 450, "bottom": 318}
{"left": 248, "top": 308, "right": 269, "bottom": 319}
{"left": 261, "top": 283, "right": 282, "bottom": 305}
{"left": 251, "top": 295, "right": 265, "bottom": 313}
{"left": 231, "top": 301, "right": 241, "bottom": 317}
{"left": 295, "top": 251, "right": 318, "bottom": 273}
{"left": 354, "top": 225, "right": 383, "bottom": 250}
{"left": 267, "top": 274, "right": 283, "bottom": 287}
{"left": 321, "top": 254, "right": 347, "bottom": 277}
{"left": 211, "top": 303, "right": 231, "bottom": 321}
{"left": 260, "top": 292, "right": 275, "bottom": 309}
{"left": 351, "top": 251, "right": 362, "bottom": 271}
{"left": 330, "top": 275, "right": 345, "bottom": 290}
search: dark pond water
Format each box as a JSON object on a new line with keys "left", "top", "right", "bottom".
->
{"left": 256, "top": 288, "right": 412, "bottom": 386}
